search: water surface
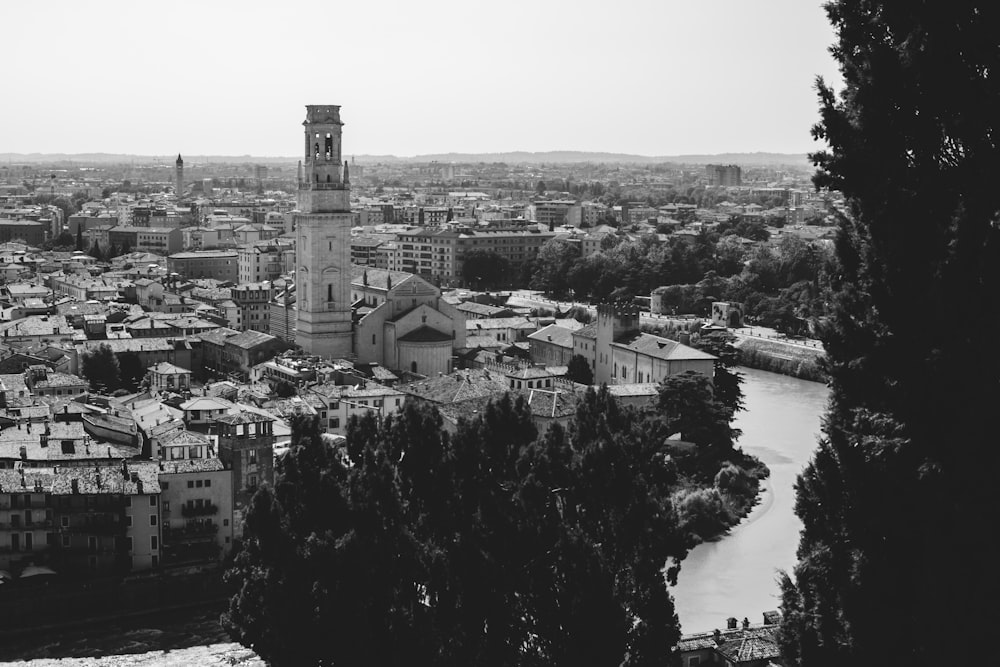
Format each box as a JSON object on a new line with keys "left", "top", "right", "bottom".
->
{"left": 671, "top": 367, "right": 829, "bottom": 633}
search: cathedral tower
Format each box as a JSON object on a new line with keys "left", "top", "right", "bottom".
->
{"left": 294, "top": 105, "right": 354, "bottom": 358}
{"left": 175, "top": 154, "right": 184, "bottom": 197}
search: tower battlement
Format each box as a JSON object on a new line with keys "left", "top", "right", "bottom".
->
{"left": 304, "top": 105, "right": 342, "bottom": 125}
{"left": 596, "top": 302, "right": 640, "bottom": 320}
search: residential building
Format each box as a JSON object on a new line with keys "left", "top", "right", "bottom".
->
{"left": 571, "top": 304, "right": 716, "bottom": 385}
{"left": 229, "top": 282, "right": 274, "bottom": 333}
{"left": 706, "top": 164, "right": 743, "bottom": 186}
{"left": 237, "top": 240, "right": 294, "bottom": 284}
{"left": 216, "top": 410, "right": 275, "bottom": 538}
{"left": 107, "top": 226, "right": 183, "bottom": 255}
{"left": 167, "top": 250, "right": 239, "bottom": 282}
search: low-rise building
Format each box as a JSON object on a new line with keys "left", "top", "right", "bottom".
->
{"left": 167, "top": 250, "right": 239, "bottom": 282}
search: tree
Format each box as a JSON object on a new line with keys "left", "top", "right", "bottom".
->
{"left": 656, "top": 371, "right": 739, "bottom": 469}
{"left": 75, "top": 226, "right": 84, "bottom": 251}
{"left": 118, "top": 352, "right": 145, "bottom": 391}
{"left": 225, "top": 394, "right": 689, "bottom": 666}
{"left": 566, "top": 354, "right": 593, "bottom": 385}
{"left": 273, "top": 380, "right": 297, "bottom": 398}
{"left": 535, "top": 180, "right": 547, "bottom": 194}
{"left": 89, "top": 240, "right": 102, "bottom": 261}
{"left": 529, "top": 239, "right": 580, "bottom": 298}
{"left": 692, "top": 331, "right": 744, "bottom": 416}
{"left": 778, "top": 4, "right": 1000, "bottom": 667}
{"left": 81, "top": 344, "right": 121, "bottom": 392}
{"left": 460, "top": 249, "right": 510, "bottom": 290}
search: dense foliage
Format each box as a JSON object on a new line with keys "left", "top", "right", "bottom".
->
{"left": 224, "top": 372, "right": 761, "bottom": 666}
{"left": 529, "top": 230, "right": 836, "bottom": 335}
{"left": 778, "top": 3, "right": 1000, "bottom": 666}
{"left": 80, "top": 344, "right": 121, "bottom": 392}
{"left": 460, "top": 249, "right": 510, "bottom": 290}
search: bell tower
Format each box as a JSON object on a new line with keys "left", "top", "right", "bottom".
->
{"left": 294, "top": 105, "right": 354, "bottom": 358}
{"left": 175, "top": 154, "right": 184, "bottom": 197}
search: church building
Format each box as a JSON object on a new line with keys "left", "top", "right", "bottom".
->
{"left": 290, "top": 105, "right": 465, "bottom": 377}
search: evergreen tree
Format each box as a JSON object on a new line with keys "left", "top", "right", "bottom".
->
{"left": 566, "top": 354, "right": 594, "bottom": 385}
{"left": 75, "top": 225, "right": 84, "bottom": 251}
{"left": 81, "top": 344, "right": 121, "bottom": 392}
{"left": 779, "top": 4, "right": 1000, "bottom": 666}
{"left": 89, "top": 239, "right": 102, "bottom": 260}
{"left": 225, "top": 394, "right": 689, "bottom": 666}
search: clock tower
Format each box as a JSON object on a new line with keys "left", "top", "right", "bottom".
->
{"left": 294, "top": 105, "right": 354, "bottom": 358}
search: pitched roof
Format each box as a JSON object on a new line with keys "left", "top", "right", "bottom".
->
{"left": 397, "top": 326, "right": 453, "bottom": 343}
{"left": 612, "top": 332, "right": 716, "bottom": 361}
{"left": 527, "top": 324, "right": 576, "bottom": 349}
{"left": 572, "top": 322, "right": 598, "bottom": 340}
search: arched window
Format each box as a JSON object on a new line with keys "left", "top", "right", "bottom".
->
{"left": 327, "top": 284, "right": 333, "bottom": 304}
{"left": 325, "top": 133, "right": 333, "bottom": 161}
{"left": 326, "top": 174, "right": 331, "bottom": 183}
{"left": 314, "top": 143, "right": 320, "bottom": 159}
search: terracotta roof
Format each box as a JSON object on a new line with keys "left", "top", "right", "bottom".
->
{"left": 528, "top": 324, "right": 576, "bottom": 349}
{"left": 573, "top": 322, "right": 597, "bottom": 339}
{"left": 216, "top": 409, "right": 274, "bottom": 425}
{"left": 612, "top": 332, "right": 716, "bottom": 362}
{"left": 397, "top": 326, "right": 453, "bottom": 343}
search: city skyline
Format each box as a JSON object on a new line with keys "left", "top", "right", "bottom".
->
{"left": 1, "top": 0, "right": 840, "bottom": 158}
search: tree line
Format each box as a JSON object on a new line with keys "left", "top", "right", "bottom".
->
{"left": 224, "top": 353, "right": 763, "bottom": 666}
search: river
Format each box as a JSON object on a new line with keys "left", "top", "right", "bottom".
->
{"left": 671, "top": 366, "right": 829, "bottom": 634}
{"left": 2, "top": 366, "right": 827, "bottom": 664}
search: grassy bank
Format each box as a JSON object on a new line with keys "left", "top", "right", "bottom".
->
{"left": 734, "top": 336, "right": 827, "bottom": 382}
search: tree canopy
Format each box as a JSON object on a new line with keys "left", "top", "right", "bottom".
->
{"left": 81, "top": 344, "right": 121, "bottom": 393}
{"left": 460, "top": 249, "right": 510, "bottom": 290}
{"left": 224, "top": 391, "right": 694, "bottom": 666}
{"left": 778, "top": 3, "right": 1000, "bottom": 666}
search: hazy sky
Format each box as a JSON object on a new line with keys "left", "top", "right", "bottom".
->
{"left": 1, "top": 0, "right": 841, "bottom": 158}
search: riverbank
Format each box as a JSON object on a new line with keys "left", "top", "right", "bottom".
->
{"left": 732, "top": 335, "right": 826, "bottom": 382}
{"left": 0, "top": 608, "right": 263, "bottom": 666}
{"left": 672, "top": 368, "right": 829, "bottom": 633}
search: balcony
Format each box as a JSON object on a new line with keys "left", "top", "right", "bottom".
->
{"left": 165, "top": 522, "right": 218, "bottom": 543}
{"left": 180, "top": 503, "right": 219, "bottom": 519}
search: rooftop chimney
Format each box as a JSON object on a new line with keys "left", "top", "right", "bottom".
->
{"left": 742, "top": 617, "right": 750, "bottom": 630}
{"left": 727, "top": 617, "right": 737, "bottom": 630}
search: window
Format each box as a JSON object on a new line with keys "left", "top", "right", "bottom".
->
{"left": 163, "top": 501, "right": 170, "bottom": 511}
{"left": 151, "top": 535, "right": 158, "bottom": 551}
{"left": 126, "top": 516, "right": 133, "bottom": 527}
{"left": 149, "top": 495, "right": 156, "bottom": 506}
{"left": 187, "top": 480, "right": 194, "bottom": 488}
{"left": 331, "top": 418, "right": 340, "bottom": 428}
{"left": 150, "top": 514, "right": 157, "bottom": 526}
{"left": 62, "top": 534, "right": 71, "bottom": 548}
{"left": 196, "top": 480, "right": 204, "bottom": 488}
{"left": 204, "top": 479, "right": 211, "bottom": 488}
{"left": 61, "top": 516, "right": 69, "bottom": 528}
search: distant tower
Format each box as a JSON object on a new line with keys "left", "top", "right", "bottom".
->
{"left": 175, "top": 154, "right": 184, "bottom": 197}
{"left": 294, "top": 105, "right": 354, "bottom": 358}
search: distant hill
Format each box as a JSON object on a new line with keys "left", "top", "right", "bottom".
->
{"left": 0, "top": 151, "right": 810, "bottom": 167}
{"left": 403, "top": 151, "right": 810, "bottom": 166}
